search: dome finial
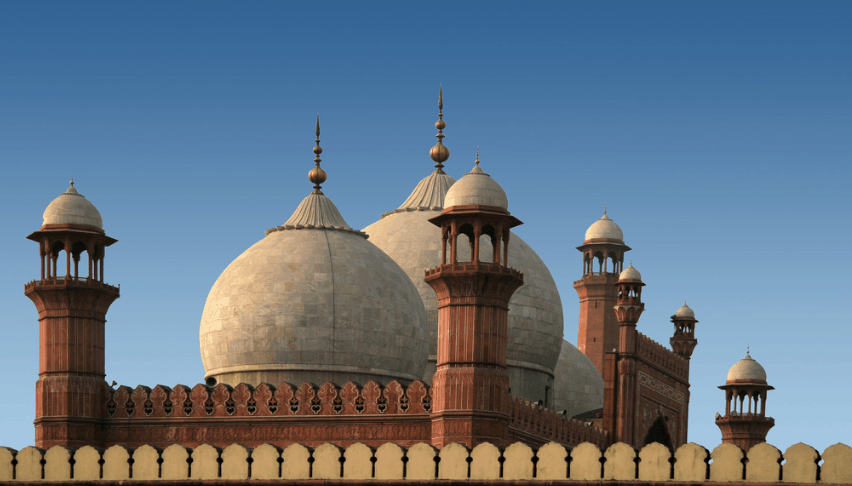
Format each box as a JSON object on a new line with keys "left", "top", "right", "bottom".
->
{"left": 747, "top": 346, "right": 750, "bottom": 355}
{"left": 604, "top": 204, "right": 607, "bottom": 215}
{"left": 475, "top": 146, "right": 480, "bottom": 165}
{"left": 70, "top": 178, "right": 75, "bottom": 187}
{"left": 429, "top": 86, "right": 450, "bottom": 172}
{"left": 308, "top": 114, "right": 327, "bottom": 194}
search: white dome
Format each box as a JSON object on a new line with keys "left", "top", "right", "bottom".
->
{"left": 584, "top": 211, "right": 623, "bottom": 243}
{"left": 552, "top": 340, "right": 604, "bottom": 418}
{"left": 42, "top": 181, "right": 103, "bottom": 229}
{"left": 200, "top": 192, "right": 429, "bottom": 386}
{"left": 619, "top": 264, "right": 642, "bottom": 281}
{"left": 364, "top": 171, "right": 564, "bottom": 402}
{"left": 443, "top": 162, "right": 509, "bottom": 210}
{"left": 726, "top": 352, "right": 767, "bottom": 382}
{"left": 675, "top": 303, "right": 695, "bottom": 319}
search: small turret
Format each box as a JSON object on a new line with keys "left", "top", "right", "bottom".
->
{"left": 614, "top": 263, "right": 645, "bottom": 326}
{"left": 715, "top": 350, "right": 775, "bottom": 452}
{"left": 670, "top": 302, "right": 698, "bottom": 359}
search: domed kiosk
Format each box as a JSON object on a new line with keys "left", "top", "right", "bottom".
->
{"left": 200, "top": 119, "right": 429, "bottom": 386}
{"left": 716, "top": 349, "right": 775, "bottom": 451}
{"left": 364, "top": 98, "right": 563, "bottom": 406}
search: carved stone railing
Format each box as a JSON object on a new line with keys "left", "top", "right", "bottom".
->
{"left": 508, "top": 396, "right": 609, "bottom": 448}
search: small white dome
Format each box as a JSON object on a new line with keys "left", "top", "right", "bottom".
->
{"left": 584, "top": 211, "right": 623, "bottom": 243}
{"left": 726, "top": 352, "right": 767, "bottom": 382}
{"left": 443, "top": 161, "right": 509, "bottom": 210}
{"left": 42, "top": 181, "right": 103, "bottom": 229}
{"left": 619, "top": 264, "right": 642, "bottom": 281}
{"left": 675, "top": 303, "right": 695, "bottom": 319}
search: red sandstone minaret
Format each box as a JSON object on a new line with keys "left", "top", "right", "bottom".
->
{"left": 603, "top": 264, "right": 645, "bottom": 443}
{"left": 25, "top": 180, "right": 119, "bottom": 448}
{"left": 716, "top": 350, "right": 775, "bottom": 452}
{"left": 425, "top": 151, "right": 523, "bottom": 448}
{"left": 574, "top": 210, "right": 630, "bottom": 376}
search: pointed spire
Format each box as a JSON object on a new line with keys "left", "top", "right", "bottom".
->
{"left": 308, "top": 115, "right": 327, "bottom": 194}
{"left": 429, "top": 86, "right": 450, "bottom": 172}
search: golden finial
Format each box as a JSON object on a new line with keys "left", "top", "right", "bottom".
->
{"left": 308, "top": 114, "right": 327, "bottom": 193}
{"left": 475, "top": 146, "right": 480, "bottom": 165}
{"left": 747, "top": 346, "right": 750, "bottom": 355}
{"left": 429, "top": 86, "right": 450, "bottom": 171}
{"left": 69, "top": 178, "right": 75, "bottom": 187}
{"left": 604, "top": 204, "right": 607, "bottom": 215}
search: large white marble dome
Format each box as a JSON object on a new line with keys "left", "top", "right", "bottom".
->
{"left": 364, "top": 160, "right": 564, "bottom": 405}
{"left": 200, "top": 189, "right": 429, "bottom": 387}
{"left": 552, "top": 340, "right": 604, "bottom": 418}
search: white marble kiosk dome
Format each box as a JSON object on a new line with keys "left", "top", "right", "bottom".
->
{"left": 42, "top": 180, "right": 104, "bottom": 229}
{"left": 200, "top": 133, "right": 428, "bottom": 387}
{"left": 364, "top": 156, "right": 564, "bottom": 406}
{"left": 726, "top": 351, "right": 768, "bottom": 383}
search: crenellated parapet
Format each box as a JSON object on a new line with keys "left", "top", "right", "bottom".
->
{"left": 507, "top": 397, "right": 610, "bottom": 448}
{"left": 2, "top": 440, "right": 849, "bottom": 483}
{"left": 636, "top": 332, "right": 689, "bottom": 382}
{"left": 104, "top": 380, "right": 433, "bottom": 420}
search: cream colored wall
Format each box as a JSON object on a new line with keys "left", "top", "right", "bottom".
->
{"left": 1, "top": 441, "right": 850, "bottom": 482}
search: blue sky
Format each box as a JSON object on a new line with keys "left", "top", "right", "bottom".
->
{"left": 1, "top": 1, "right": 850, "bottom": 452}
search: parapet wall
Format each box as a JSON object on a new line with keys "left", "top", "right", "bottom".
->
{"left": 636, "top": 331, "right": 689, "bottom": 381}
{"left": 2, "top": 441, "right": 850, "bottom": 483}
{"left": 508, "top": 397, "right": 608, "bottom": 447}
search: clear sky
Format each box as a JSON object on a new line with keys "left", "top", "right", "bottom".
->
{"left": 1, "top": 1, "right": 850, "bottom": 453}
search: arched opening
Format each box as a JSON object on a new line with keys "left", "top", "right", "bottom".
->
{"left": 49, "top": 240, "right": 66, "bottom": 279}
{"left": 594, "top": 251, "right": 604, "bottom": 274}
{"left": 71, "top": 241, "right": 88, "bottom": 280}
{"left": 608, "top": 252, "right": 618, "bottom": 274}
{"left": 643, "top": 417, "right": 673, "bottom": 451}
{"left": 481, "top": 224, "right": 498, "bottom": 264}
{"left": 458, "top": 224, "right": 474, "bottom": 263}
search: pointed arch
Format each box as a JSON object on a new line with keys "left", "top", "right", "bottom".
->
{"left": 643, "top": 417, "right": 673, "bottom": 451}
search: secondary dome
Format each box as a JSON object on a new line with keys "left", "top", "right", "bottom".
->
{"left": 364, "top": 154, "right": 563, "bottom": 407}
{"left": 552, "top": 340, "right": 604, "bottom": 418}
{"left": 584, "top": 210, "right": 623, "bottom": 243}
{"left": 42, "top": 179, "right": 104, "bottom": 229}
{"left": 726, "top": 351, "right": 767, "bottom": 383}
{"left": 200, "top": 123, "right": 428, "bottom": 387}
{"left": 675, "top": 302, "right": 695, "bottom": 319}
{"left": 443, "top": 155, "right": 509, "bottom": 210}
{"left": 619, "top": 263, "right": 642, "bottom": 281}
